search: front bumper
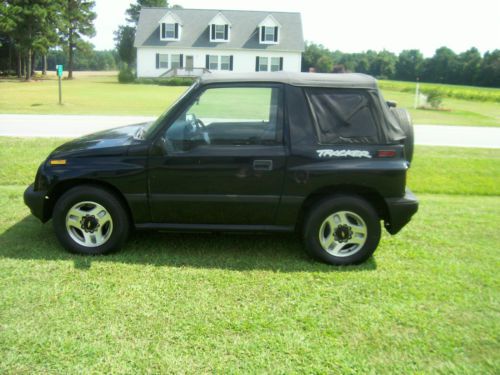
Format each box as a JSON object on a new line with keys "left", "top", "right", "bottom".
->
{"left": 24, "top": 184, "right": 50, "bottom": 223}
{"left": 384, "top": 189, "right": 419, "bottom": 235}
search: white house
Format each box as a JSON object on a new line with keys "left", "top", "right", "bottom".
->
{"left": 134, "top": 8, "right": 304, "bottom": 77}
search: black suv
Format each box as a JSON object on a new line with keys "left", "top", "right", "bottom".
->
{"left": 24, "top": 72, "right": 418, "bottom": 265}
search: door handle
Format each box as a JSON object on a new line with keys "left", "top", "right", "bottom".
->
{"left": 253, "top": 159, "right": 273, "bottom": 171}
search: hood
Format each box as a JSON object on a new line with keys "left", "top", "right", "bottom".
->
{"left": 50, "top": 122, "right": 152, "bottom": 158}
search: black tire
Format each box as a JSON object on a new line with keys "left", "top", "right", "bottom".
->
{"left": 390, "top": 107, "right": 414, "bottom": 163}
{"left": 303, "top": 195, "right": 381, "bottom": 265}
{"left": 52, "top": 185, "right": 130, "bottom": 255}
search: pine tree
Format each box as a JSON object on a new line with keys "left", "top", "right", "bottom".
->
{"left": 60, "top": 0, "right": 96, "bottom": 79}
{"left": 0, "top": 0, "right": 61, "bottom": 80}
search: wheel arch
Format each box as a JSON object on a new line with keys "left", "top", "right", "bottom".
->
{"left": 46, "top": 179, "right": 134, "bottom": 224}
{"left": 296, "top": 184, "right": 389, "bottom": 230}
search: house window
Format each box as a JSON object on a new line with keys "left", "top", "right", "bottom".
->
{"left": 215, "top": 25, "right": 225, "bottom": 40}
{"left": 209, "top": 55, "right": 218, "bottom": 70}
{"left": 259, "top": 57, "right": 268, "bottom": 72}
{"left": 264, "top": 27, "right": 275, "bottom": 42}
{"left": 165, "top": 23, "right": 175, "bottom": 38}
{"left": 159, "top": 54, "right": 168, "bottom": 69}
{"left": 161, "top": 23, "right": 179, "bottom": 40}
{"left": 220, "top": 56, "right": 230, "bottom": 71}
{"left": 171, "top": 54, "right": 181, "bottom": 69}
{"left": 271, "top": 57, "right": 281, "bottom": 72}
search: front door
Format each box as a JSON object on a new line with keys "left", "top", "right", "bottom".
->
{"left": 148, "top": 84, "right": 286, "bottom": 225}
{"left": 185, "top": 55, "right": 194, "bottom": 70}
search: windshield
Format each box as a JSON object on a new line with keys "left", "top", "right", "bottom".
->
{"left": 143, "top": 80, "right": 200, "bottom": 138}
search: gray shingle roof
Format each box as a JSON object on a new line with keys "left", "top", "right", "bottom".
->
{"left": 134, "top": 8, "right": 304, "bottom": 52}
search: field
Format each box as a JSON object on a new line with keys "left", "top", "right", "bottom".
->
{"left": 1, "top": 72, "right": 499, "bottom": 126}
{"left": 0, "top": 137, "right": 499, "bottom": 373}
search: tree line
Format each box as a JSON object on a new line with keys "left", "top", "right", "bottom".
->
{"left": 0, "top": 0, "right": 96, "bottom": 80}
{"left": 302, "top": 42, "right": 500, "bottom": 87}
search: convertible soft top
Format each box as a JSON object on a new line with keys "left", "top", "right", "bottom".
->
{"left": 200, "top": 72, "right": 378, "bottom": 90}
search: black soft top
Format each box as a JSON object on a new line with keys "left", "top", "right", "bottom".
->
{"left": 200, "top": 72, "right": 378, "bottom": 90}
{"left": 199, "top": 72, "right": 405, "bottom": 145}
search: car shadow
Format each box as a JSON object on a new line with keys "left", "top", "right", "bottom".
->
{"left": 0, "top": 216, "right": 377, "bottom": 273}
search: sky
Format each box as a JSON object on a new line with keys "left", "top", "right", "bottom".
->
{"left": 92, "top": 0, "right": 500, "bottom": 56}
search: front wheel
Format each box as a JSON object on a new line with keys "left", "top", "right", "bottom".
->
{"left": 52, "top": 185, "right": 130, "bottom": 255}
{"left": 303, "top": 195, "right": 381, "bottom": 265}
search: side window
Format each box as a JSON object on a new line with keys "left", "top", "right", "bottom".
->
{"left": 305, "top": 88, "right": 378, "bottom": 143}
{"left": 165, "top": 86, "right": 282, "bottom": 152}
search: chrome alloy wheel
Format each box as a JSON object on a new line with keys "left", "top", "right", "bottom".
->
{"left": 318, "top": 210, "right": 367, "bottom": 257}
{"left": 65, "top": 201, "right": 113, "bottom": 247}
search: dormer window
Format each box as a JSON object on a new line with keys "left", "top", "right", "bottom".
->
{"left": 209, "top": 12, "right": 231, "bottom": 42}
{"left": 211, "top": 24, "right": 228, "bottom": 41}
{"left": 159, "top": 11, "right": 182, "bottom": 41}
{"left": 161, "top": 23, "right": 179, "bottom": 40}
{"left": 258, "top": 14, "right": 281, "bottom": 44}
{"left": 263, "top": 27, "right": 277, "bottom": 42}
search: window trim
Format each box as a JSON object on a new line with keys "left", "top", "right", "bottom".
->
{"left": 158, "top": 53, "right": 168, "bottom": 69}
{"left": 210, "top": 23, "right": 229, "bottom": 42}
{"left": 258, "top": 56, "right": 269, "bottom": 72}
{"left": 170, "top": 54, "right": 181, "bottom": 69}
{"left": 208, "top": 55, "right": 219, "bottom": 70}
{"left": 270, "top": 57, "right": 281, "bottom": 72}
{"left": 220, "top": 55, "right": 231, "bottom": 71}
{"left": 160, "top": 22, "right": 180, "bottom": 41}
{"left": 260, "top": 26, "right": 279, "bottom": 44}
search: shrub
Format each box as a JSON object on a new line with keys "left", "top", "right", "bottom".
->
{"left": 424, "top": 89, "right": 443, "bottom": 108}
{"left": 134, "top": 77, "right": 195, "bottom": 86}
{"left": 118, "top": 67, "right": 135, "bottom": 83}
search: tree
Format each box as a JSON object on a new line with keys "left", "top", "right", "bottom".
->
{"left": 0, "top": 0, "right": 62, "bottom": 80}
{"left": 301, "top": 42, "right": 332, "bottom": 72}
{"left": 60, "top": 0, "right": 96, "bottom": 79}
{"left": 457, "top": 48, "right": 481, "bottom": 85}
{"left": 369, "top": 50, "right": 397, "bottom": 79}
{"left": 422, "top": 47, "right": 458, "bottom": 83}
{"left": 114, "top": 0, "right": 168, "bottom": 68}
{"left": 114, "top": 25, "right": 136, "bottom": 67}
{"left": 316, "top": 55, "right": 333, "bottom": 73}
{"left": 479, "top": 50, "right": 500, "bottom": 87}
{"left": 126, "top": 0, "right": 168, "bottom": 24}
{"left": 395, "top": 49, "right": 424, "bottom": 81}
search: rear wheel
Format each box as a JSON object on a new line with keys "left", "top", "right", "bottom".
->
{"left": 390, "top": 107, "right": 414, "bottom": 163}
{"left": 303, "top": 195, "right": 381, "bottom": 265}
{"left": 53, "top": 185, "right": 130, "bottom": 255}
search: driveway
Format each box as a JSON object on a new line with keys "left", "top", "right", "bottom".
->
{"left": 0, "top": 114, "right": 499, "bottom": 148}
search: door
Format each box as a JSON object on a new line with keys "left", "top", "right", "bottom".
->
{"left": 148, "top": 84, "right": 286, "bottom": 225}
{"left": 185, "top": 55, "right": 194, "bottom": 70}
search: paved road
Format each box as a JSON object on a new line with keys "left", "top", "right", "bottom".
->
{"left": 1, "top": 114, "right": 499, "bottom": 148}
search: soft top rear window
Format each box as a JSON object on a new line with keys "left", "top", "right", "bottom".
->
{"left": 305, "top": 88, "right": 378, "bottom": 144}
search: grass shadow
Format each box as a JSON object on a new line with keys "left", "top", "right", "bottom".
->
{"left": 0, "top": 215, "right": 377, "bottom": 273}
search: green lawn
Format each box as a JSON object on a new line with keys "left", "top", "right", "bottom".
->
{"left": 1, "top": 73, "right": 499, "bottom": 126}
{"left": 0, "top": 138, "right": 499, "bottom": 373}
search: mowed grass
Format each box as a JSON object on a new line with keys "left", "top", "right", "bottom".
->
{"left": 380, "top": 89, "right": 500, "bottom": 127}
{"left": 1, "top": 72, "right": 499, "bottom": 126}
{"left": 379, "top": 79, "right": 500, "bottom": 103}
{"left": 0, "top": 137, "right": 499, "bottom": 373}
{"left": 0, "top": 73, "right": 186, "bottom": 116}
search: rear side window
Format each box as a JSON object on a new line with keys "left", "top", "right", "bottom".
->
{"left": 305, "top": 88, "right": 378, "bottom": 143}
